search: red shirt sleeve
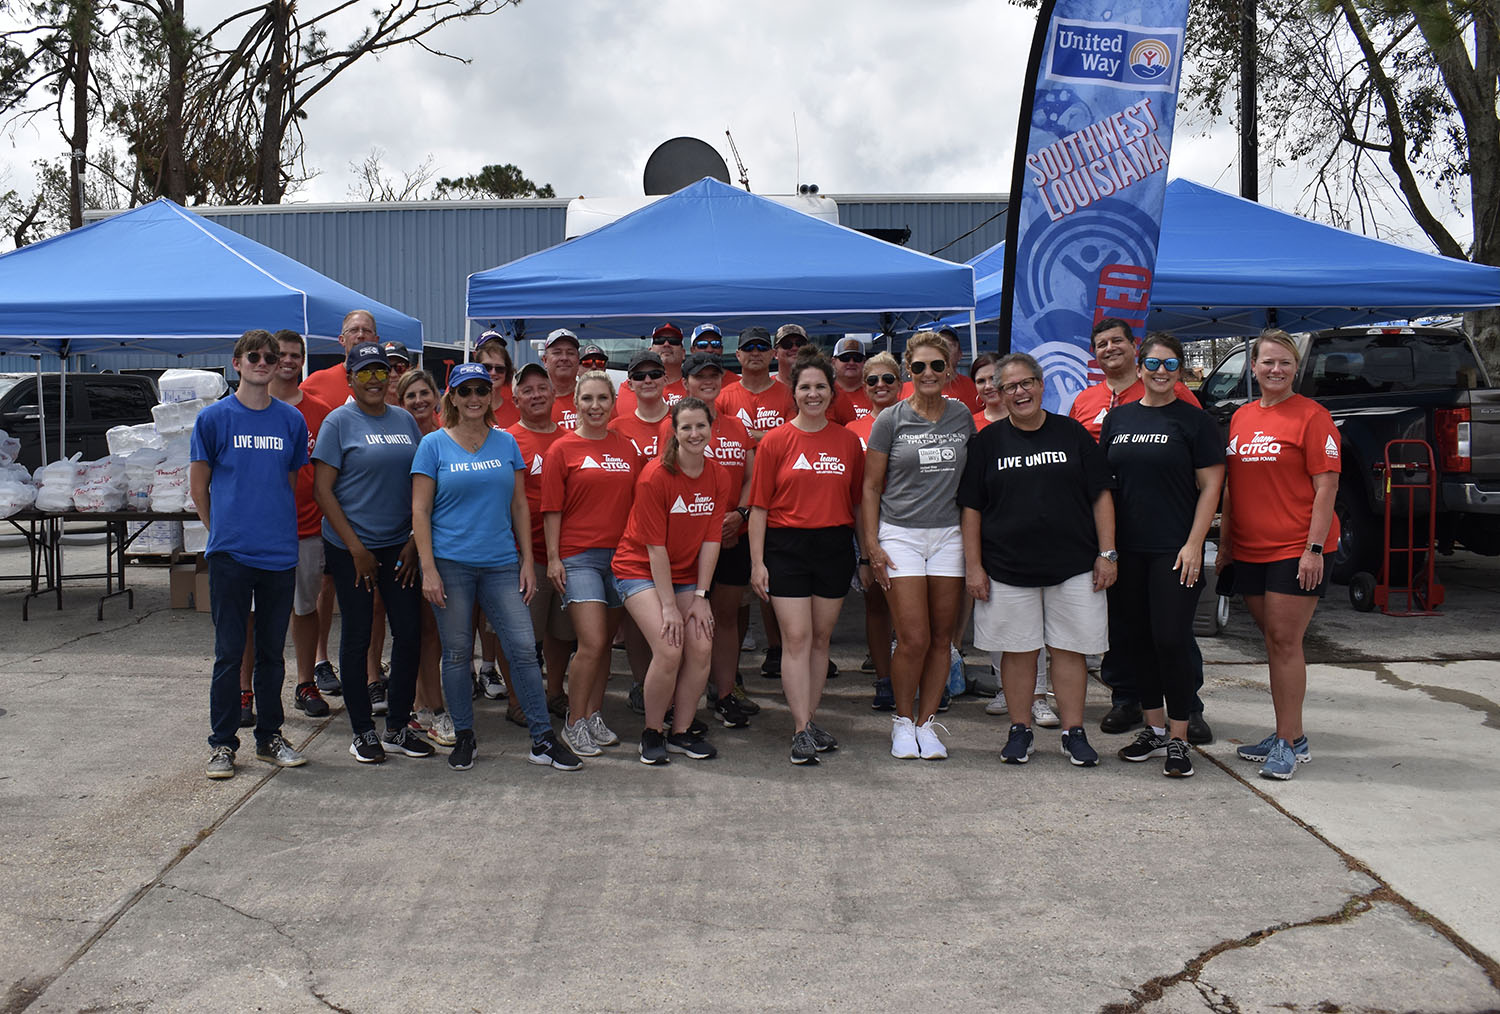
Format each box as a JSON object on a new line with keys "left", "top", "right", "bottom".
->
{"left": 1301, "top": 400, "right": 1341, "bottom": 475}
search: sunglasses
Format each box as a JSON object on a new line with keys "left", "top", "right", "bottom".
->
{"left": 835, "top": 352, "right": 865, "bottom": 363}
{"left": 740, "top": 343, "right": 771, "bottom": 352}
{"left": 693, "top": 339, "right": 724, "bottom": 351}
{"left": 242, "top": 351, "right": 277, "bottom": 366}
{"left": 865, "top": 373, "right": 899, "bottom": 387}
{"left": 1001, "top": 377, "right": 1040, "bottom": 395}
{"left": 776, "top": 337, "right": 809, "bottom": 350}
{"left": 581, "top": 356, "right": 608, "bottom": 368}
{"left": 483, "top": 363, "right": 509, "bottom": 376}
{"left": 454, "top": 383, "right": 491, "bottom": 398}
{"left": 1142, "top": 356, "right": 1182, "bottom": 372}
{"left": 652, "top": 336, "right": 684, "bottom": 347}
{"left": 352, "top": 366, "right": 390, "bottom": 384}
{"left": 391, "top": 361, "right": 410, "bottom": 374}
{"left": 909, "top": 359, "right": 947, "bottom": 375}
{"left": 631, "top": 369, "right": 666, "bottom": 382}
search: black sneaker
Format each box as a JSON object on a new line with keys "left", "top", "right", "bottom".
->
{"left": 805, "top": 721, "right": 838, "bottom": 752}
{"left": 530, "top": 733, "right": 583, "bottom": 771}
{"left": 663, "top": 708, "right": 708, "bottom": 739}
{"left": 825, "top": 659, "right": 838, "bottom": 680}
{"left": 449, "top": 729, "right": 476, "bottom": 771}
{"left": 368, "top": 679, "right": 389, "bottom": 716}
{"left": 938, "top": 688, "right": 951, "bottom": 713}
{"left": 239, "top": 690, "right": 255, "bottom": 728}
{"left": 761, "top": 645, "right": 782, "bottom": 679}
{"left": 627, "top": 682, "right": 646, "bottom": 715}
{"left": 1164, "top": 738, "right": 1195, "bottom": 778}
{"left": 349, "top": 730, "right": 386, "bottom": 764}
{"left": 1000, "top": 723, "right": 1034, "bottom": 764}
{"left": 1187, "top": 711, "right": 1214, "bottom": 745}
{"left": 789, "top": 729, "right": 819, "bottom": 765}
{"left": 383, "top": 725, "right": 435, "bottom": 758}
{"left": 730, "top": 684, "right": 760, "bottom": 715}
{"left": 713, "top": 695, "right": 752, "bottom": 729}
{"left": 294, "top": 681, "right": 330, "bottom": 717}
{"left": 638, "top": 728, "right": 670, "bottom": 765}
{"left": 1061, "top": 726, "right": 1099, "bottom": 767}
{"left": 666, "top": 731, "right": 717, "bottom": 759}
{"left": 1099, "top": 700, "right": 1143, "bottom": 734}
{"left": 861, "top": 654, "right": 876, "bottom": 673}
{"left": 871, "top": 677, "right": 895, "bottom": 711}
{"left": 1118, "top": 727, "right": 1169, "bottom": 762}
{"left": 313, "top": 660, "right": 341, "bottom": 696}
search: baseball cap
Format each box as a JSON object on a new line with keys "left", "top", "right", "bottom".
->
{"left": 475, "top": 329, "right": 508, "bottom": 350}
{"left": 579, "top": 343, "right": 609, "bottom": 364}
{"left": 345, "top": 342, "right": 389, "bottom": 371}
{"left": 775, "top": 323, "right": 809, "bottom": 345}
{"left": 627, "top": 350, "right": 665, "bottom": 375}
{"left": 691, "top": 323, "right": 723, "bottom": 342}
{"left": 683, "top": 353, "right": 724, "bottom": 378}
{"left": 738, "top": 326, "right": 772, "bottom": 350}
{"left": 934, "top": 324, "right": 960, "bottom": 339}
{"left": 651, "top": 322, "right": 683, "bottom": 340}
{"left": 832, "top": 337, "right": 865, "bottom": 358}
{"left": 513, "top": 362, "right": 549, "bottom": 385}
{"left": 544, "top": 328, "right": 580, "bottom": 349}
{"left": 447, "top": 362, "right": 493, "bottom": 391}
{"left": 381, "top": 340, "right": 410, "bottom": 363}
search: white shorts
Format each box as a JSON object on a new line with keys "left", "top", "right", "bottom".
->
{"left": 878, "top": 521, "right": 965, "bottom": 579}
{"left": 293, "top": 536, "right": 325, "bottom": 616}
{"left": 972, "top": 570, "right": 1108, "bottom": 655}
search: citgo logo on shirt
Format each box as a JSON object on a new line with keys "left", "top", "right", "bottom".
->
{"left": 1228, "top": 431, "right": 1282, "bottom": 461}
{"left": 670, "top": 493, "right": 719, "bottom": 517}
{"left": 1324, "top": 435, "right": 1340, "bottom": 459}
{"left": 628, "top": 435, "right": 659, "bottom": 458}
{"left": 792, "top": 452, "right": 847, "bottom": 475}
{"left": 579, "top": 454, "right": 633, "bottom": 472}
{"left": 529, "top": 455, "right": 543, "bottom": 475}
{"left": 708, "top": 438, "right": 747, "bottom": 463}
{"left": 739, "top": 406, "right": 786, "bottom": 431}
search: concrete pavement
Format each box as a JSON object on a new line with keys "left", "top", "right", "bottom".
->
{"left": 2, "top": 544, "right": 1498, "bottom": 1012}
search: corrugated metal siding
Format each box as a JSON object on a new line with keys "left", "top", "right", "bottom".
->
{"left": 835, "top": 199, "right": 1008, "bottom": 264}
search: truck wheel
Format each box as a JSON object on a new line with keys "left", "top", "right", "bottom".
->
{"left": 1349, "top": 572, "right": 1377, "bottom": 612}
{"left": 1330, "top": 492, "right": 1379, "bottom": 585}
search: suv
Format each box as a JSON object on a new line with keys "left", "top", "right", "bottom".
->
{"left": 0, "top": 373, "right": 158, "bottom": 472}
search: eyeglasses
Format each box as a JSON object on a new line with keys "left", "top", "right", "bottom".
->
{"left": 454, "top": 383, "right": 490, "bottom": 398}
{"left": 652, "top": 336, "right": 684, "bottom": 347}
{"left": 865, "top": 373, "right": 899, "bottom": 387}
{"left": 352, "top": 366, "right": 390, "bottom": 384}
{"left": 342, "top": 326, "right": 376, "bottom": 337}
{"left": 835, "top": 352, "right": 865, "bottom": 363}
{"left": 1142, "top": 356, "right": 1181, "bottom": 372}
{"left": 631, "top": 369, "right": 666, "bottom": 382}
{"left": 776, "top": 337, "right": 809, "bottom": 350}
{"left": 241, "top": 351, "right": 277, "bottom": 366}
{"left": 693, "top": 339, "right": 724, "bottom": 351}
{"left": 1000, "top": 376, "right": 1040, "bottom": 395}
{"left": 909, "top": 359, "right": 947, "bottom": 375}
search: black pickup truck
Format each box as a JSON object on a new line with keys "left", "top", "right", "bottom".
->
{"left": 0, "top": 372, "right": 158, "bottom": 472}
{"left": 1196, "top": 326, "right": 1500, "bottom": 583}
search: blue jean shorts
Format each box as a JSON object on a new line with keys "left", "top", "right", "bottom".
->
{"left": 561, "top": 547, "right": 623, "bottom": 609}
{"left": 617, "top": 578, "right": 695, "bottom": 601}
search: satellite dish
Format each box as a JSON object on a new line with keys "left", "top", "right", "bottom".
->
{"left": 643, "top": 137, "right": 731, "bottom": 195}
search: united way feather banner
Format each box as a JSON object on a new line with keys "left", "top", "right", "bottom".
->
{"left": 1000, "top": 0, "right": 1191, "bottom": 413}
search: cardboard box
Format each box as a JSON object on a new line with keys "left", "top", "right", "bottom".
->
{"left": 169, "top": 563, "right": 196, "bottom": 609}
{"left": 195, "top": 570, "right": 211, "bottom": 613}
{"left": 128, "top": 520, "right": 184, "bottom": 556}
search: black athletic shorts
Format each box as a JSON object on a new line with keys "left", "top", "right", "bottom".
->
{"left": 764, "top": 526, "right": 856, "bottom": 599}
{"left": 713, "top": 535, "right": 751, "bottom": 587}
{"left": 1232, "top": 555, "right": 1328, "bottom": 598}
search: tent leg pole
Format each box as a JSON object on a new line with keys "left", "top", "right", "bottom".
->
{"left": 969, "top": 311, "right": 978, "bottom": 360}
{"left": 34, "top": 355, "right": 47, "bottom": 465}
{"left": 59, "top": 355, "right": 67, "bottom": 461}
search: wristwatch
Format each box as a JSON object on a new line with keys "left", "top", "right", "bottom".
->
{"left": 1306, "top": 542, "right": 1323, "bottom": 554}
{"left": 1098, "top": 550, "right": 1119, "bottom": 563}
{"left": 694, "top": 589, "right": 708, "bottom": 598}
{"left": 736, "top": 506, "right": 750, "bottom": 521}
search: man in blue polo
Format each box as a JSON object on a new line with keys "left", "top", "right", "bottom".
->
{"left": 192, "top": 329, "right": 312, "bottom": 780}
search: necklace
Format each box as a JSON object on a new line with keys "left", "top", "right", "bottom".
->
{"left": 450, "top": 426, "right": 487, "bottom": 454}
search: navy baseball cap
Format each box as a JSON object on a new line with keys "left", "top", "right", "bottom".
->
{"left": 345, "top": 342, "right": 389, "bottom": 371}
{"left": 476, "top": 329, "right": 508, "bottom": 350}
{"left": 683, "top": 353, "right": 723, "bottom": 378}
{"left": 627, "top": 350, "right": 665, "bottom": 375}
{"left": 448, "top": 362, "right": 493, "bottom": 392}
{"left": 381, "top": 340, "right": 411, "bottom": 363}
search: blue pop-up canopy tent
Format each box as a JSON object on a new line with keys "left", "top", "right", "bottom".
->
{"left": 941, "top": 178, "right": 1500, "bottom": 338}
{"left": 467, "top": 177, "right": 975, "bottom": 341}
{"left": 0, "top": 197, "right": 423, "bottom": 355}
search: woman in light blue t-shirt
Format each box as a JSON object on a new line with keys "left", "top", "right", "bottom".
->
{"left": 411, "top": 362, "right": 581, "bottom": 774}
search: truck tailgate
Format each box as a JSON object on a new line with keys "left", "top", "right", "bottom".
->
{"left": 1465, "top": 391, "right": 1500, "bottom": 479}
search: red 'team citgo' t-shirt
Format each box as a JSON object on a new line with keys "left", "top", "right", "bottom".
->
{"left": 1225, "top": 394, "right": 1342, "bottom": 563}
{"left": 292, "top": 393, "right": 334, "bottom": 538}
{"left": 716, "top": 380, "right": 795, "bottom": 439}
{"left": 612, "top": 457, "right": 735, "bottom": 584}
{"left": 507, "top": 421, "right": 567, "bottom": 563}
{"left": 749, "top": 422, "right": 865, "bottom": 529}
{"left": 656, "top": 412, "right": 753, "bottom": 501}
{"left": 540, "top": 430, "right": 643, "bottom": 558}
{"left": 609, "top": 409, "right": 671, "bottom": 460}
{"left": 551, "top": 390, "right": 579, "bottom": 431}
{"left": 835, "top": 384, "right": 874, "bottom": 421}
{"left": 847, "top": 412, "right": 876, "bottom": 451}
{"left": 1069, "top": 379, "right": 1200, "bottom": 440}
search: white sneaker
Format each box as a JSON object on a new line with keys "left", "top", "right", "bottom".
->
{"left": 587, "top": 711, "right": 620, "bottom": 747}
{"left": 428, "top": 710, "right": 457, "bottom": 746}
{"left": 914, "top": 717, "right": 948, "bottom": 760}
{"left": 984, "top": 686, "right": 1009, "bottom": 715}
{"left": 562, "top": 716, "right": 602, "bottom": 757}
{"left": 479, "top": 666, "right": 506, "bottom": 699}
{"left": 890, "top": 715, "right": 920, "bottom": 759}
{"left": 1031, "top": 697, "right": 1061, "bottom": 728}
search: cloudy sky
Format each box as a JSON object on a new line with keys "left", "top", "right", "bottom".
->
{"left": 0, "top": 0, "right": 1470, "bottom": 253}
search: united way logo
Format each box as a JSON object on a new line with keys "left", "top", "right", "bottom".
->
{"left": 1129, "top": 39, "right": 1171, "bottom": 80}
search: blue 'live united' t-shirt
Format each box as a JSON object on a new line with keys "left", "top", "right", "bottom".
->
{"left": 190, "top": 395, "right": 309, "bottom": 570}
{"left": 411, "top": 428, "right": 525, "bottom": 568}
{"left": 313, "top": 402, "right": 422, "bottom": 550}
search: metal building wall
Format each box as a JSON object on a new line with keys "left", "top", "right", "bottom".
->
{"left": 834, "top": 195, "right": 1007, "bottom": 265}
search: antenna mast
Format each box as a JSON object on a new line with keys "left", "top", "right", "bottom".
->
{"left": 725, "top": 130, "right": 750, "bottom": 191}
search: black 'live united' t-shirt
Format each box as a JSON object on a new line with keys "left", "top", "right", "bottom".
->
{"left": 1098, "top": 399, "right": 1225, "bottom": 555}
{"left": 957, "top": 412, "right": 1114, "bottom": 587}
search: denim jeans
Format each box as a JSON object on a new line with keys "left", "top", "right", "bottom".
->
{"left": 324, "top": 540, "right": 422, "bottom": 736}
{"left": 431, "top": 557, "right": 552, "bottom": 740}
{"left": 207, "top": 552, "right": 295, "bottom": 751}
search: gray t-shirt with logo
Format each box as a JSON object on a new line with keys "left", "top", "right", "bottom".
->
{"left": 867, "top": 398, "right": 975, "bottom": 528}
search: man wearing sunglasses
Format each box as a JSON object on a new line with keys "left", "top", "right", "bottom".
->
{"left": 690, "top": 323, "right": 738, "bottom": 388}
{"left": 715, "top": 326, "right": 794, "bottom": 445}
{"left": 193, "top": 330, "right": 312, "bottom": 780}
{"left": 579, "top": 343, "right": 610, "bottom": 373}
{"left": 619, "top": 322, "right": 688, "bottom": 415}
{"left": 831, "top": 336, "right": 873, "bottom": 423}
{"left": 302, "top": 309, "right": 379, "bottom": 408}
{"left": 1068, "top": 318, "right": 1209, "bottom": 745}
{"left": 772, "top": 323, "right": 810, "bottom": 385}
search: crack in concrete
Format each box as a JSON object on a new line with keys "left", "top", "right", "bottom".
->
{"left": 14, "top": 604, "right": 172, "bottom": 657}
{"left": 1359, "top": 661, "right": 1500, "bottom": 730}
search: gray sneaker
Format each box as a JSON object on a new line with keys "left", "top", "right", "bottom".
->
{"left": 479, "top": 667, "right": 506, "bottom": 699}
{"left": 587, "top": 711, "right": 620, "bottom": 747}
{"left": 255, "top": 734, "right": 307, "bottom": 768}
{"left": 805, "top": 721, "right": 838, "bottom": 752}
{"left": 562, "top": 716, "right": 602, "bottom": 757}
{"left": 790, "top": 729, "right": 820, "bottom": 765}
{"left": 206, "top": 745, "right": 235, "bottom": 780}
